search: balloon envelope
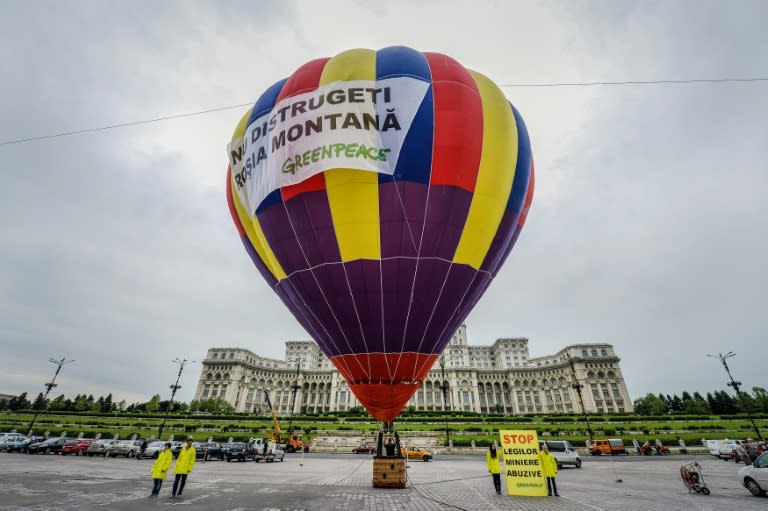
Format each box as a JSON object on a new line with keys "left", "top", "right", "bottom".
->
{"left": 226, "top": 46, "right": 534, "bottom": 422}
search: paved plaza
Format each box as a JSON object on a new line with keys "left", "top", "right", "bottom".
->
{"left": 0, "top": 452, "right": 763, "bottom": 511}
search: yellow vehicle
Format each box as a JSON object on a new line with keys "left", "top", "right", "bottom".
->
{"left": 403, "top": 445, "right": 432, "bottom": 462}
{"left": 263, "top": 391, "right": 304, "bottom": 453}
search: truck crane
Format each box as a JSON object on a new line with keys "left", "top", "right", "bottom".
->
{"left": 263, "top": 391, "right": 304, "bottom": 453}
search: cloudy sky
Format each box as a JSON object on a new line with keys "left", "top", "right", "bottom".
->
{"left": 1, "top": 0, "right": 765, "bottom": 406}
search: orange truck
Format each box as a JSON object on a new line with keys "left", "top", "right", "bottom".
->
{"left": 589, "top": 438, "right": 626, "bottom": 456}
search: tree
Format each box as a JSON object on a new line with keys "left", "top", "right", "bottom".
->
{"left": 48, "top": 394, "right": 67, "bottom": 411}
{"left": 103, "top": 393, "right": 113, "bottom": 412}
{"left": 685, "top": 392, "right": 710, "bottom": 414}
{"left": 9, "top": 392, "right": 30, "bottom": 411}
{"left": 73, "top": 394, "right": 90, "bottom": 411}
{"left": 706, "top": 392, "right": 717, "bottom": 412}
{"left": 189, "top": 398, "right": 235, "bottom": 414}
{"left": 753, "top": 387, "right": 768, "bottom": 413}
{"left": 32, "top": 392, "right": 47, "bottom": 410}
{"left": 145, "top": 394, "right": 162, "bottom": 413}
{"left": 633, "top": 393, "right": 667, "bottom": 415}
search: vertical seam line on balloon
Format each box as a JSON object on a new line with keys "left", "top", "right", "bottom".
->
{"left": 392, "top": 77, "right": 437, "bottom": 381}
{"left": 410, "top": 262, "right": 454, "bottom": 381}
{"left": 276, "top": 277, "right": 355, "bottom": 379}
{"left": 390, "top": 177, "right": 419, "bottom": 253}
{"left": 277, "top": 199, "right": 370, "bottom": 382}
{"left": 379, "top": 257, "right": 393, "bottom": 383}
{"left": 432, "top": 270, "right": 481, "bottom": 366}
{"left": 339, "top": 261, "right": 374, "bottom": 381}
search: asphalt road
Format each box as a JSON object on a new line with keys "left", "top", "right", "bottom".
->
{"left": 0, "top": 451, "right": 764, "bottom": 510}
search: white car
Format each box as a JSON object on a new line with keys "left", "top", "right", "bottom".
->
{"left": 540, "top": 440, "right": 582, "bottom": 468}
{"left": 739, "top": 452, "right": 768, "bottom": 497}
{"left": 138, "top": 441, "right": 167, "bottom": 459}
{"left": 264, "top": 442, "right": 285, "bottom": 462}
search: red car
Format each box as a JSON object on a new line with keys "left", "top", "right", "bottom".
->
{"left": 352, "top": 444, "right": 376, "bottom": 454}
{"left": 60, "top": 438, "right": 92, "bottom": 456}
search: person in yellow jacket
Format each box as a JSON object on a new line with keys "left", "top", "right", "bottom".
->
{"left": 171, "top": 438, "right": 196, "bottom": 498}
{"left": 149, "top": 442, "right": 172, "bottom": 498}
{"left": 539, "top": 443, "right": 559, "bottom": 496}
{"left": 486, "top": 440, "right": 502, "bottom": 494}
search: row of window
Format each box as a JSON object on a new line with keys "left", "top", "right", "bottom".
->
{"left": 582, "top": 348, "right": 609, "bottom": 358}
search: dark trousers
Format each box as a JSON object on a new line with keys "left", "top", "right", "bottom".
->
{"left": 546, "top": 476, "right": 558, "bottom": 495}
{"left": 151, "top": 479, "right": 163, "bottom": 495}
{"left": 492, "top": 473, "right": 501, "bottom": 492}
{"left": 172, "top": 474, "right": 188, "bottom": 496}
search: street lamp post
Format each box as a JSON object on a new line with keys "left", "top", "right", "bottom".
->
{"left": 157, "top": 358, "right": 194, "bottom": 440}
{"left": 439, "top": 355, "right": 451, "bottom": 447}
{"left": 707, "top": 352, "right": 762, "bottom": 440}
{"left": 27, "top": 357, "right": 74, "bottom": 436}
{"left": 567, "top": 354, "right": 594, "bottom": 442}
{"left": 287, "top": 358, "right": 303, "bottom": 435}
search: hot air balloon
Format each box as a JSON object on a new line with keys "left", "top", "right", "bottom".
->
{"left": 226, "top": 46, "right": 534, "bottom": 423}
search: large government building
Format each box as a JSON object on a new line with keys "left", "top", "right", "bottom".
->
{"left": 192, "top": 325, "right": 633, "bottom": 416}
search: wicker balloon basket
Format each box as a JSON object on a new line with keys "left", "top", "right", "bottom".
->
{"left": 372, "top": 457, "right": 407, "bottom": 488}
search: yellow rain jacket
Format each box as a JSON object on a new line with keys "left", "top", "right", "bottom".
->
{"left": 174, "top": 445, "right": 196, "bottom": 475}
{"left": 151, "top": 449, "right": 172, "bottom": 479}
{"left": 539, "top": 450, "right": 558, "bottom": 477}
{"left": 486, "top": 450, "right": 501, "bottom": 474}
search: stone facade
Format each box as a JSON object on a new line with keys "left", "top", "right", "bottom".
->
{"left": 192, "top": 325, "right": 633, "bottom": 416}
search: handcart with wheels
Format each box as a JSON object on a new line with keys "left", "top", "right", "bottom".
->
{"left": 680, "top": 462, "right": 710, "bottom": 495}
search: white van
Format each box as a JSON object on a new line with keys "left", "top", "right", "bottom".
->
{"left": 540, "top": 440, "right": 582, "bottom": 468}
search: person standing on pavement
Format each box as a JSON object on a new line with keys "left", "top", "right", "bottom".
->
{"left": 486, "top": 441, "right": 502, "bottom": 494}
{"left": 632, "top": 439, "right": 641, "bottom": 455}
{"left": 149, "top": 442, "right": 172, "bottom": 498}
{"left": 171, "top": 438, "right": 196, "bottom": 498}
{"left": 539, "top": 444, "right": 559, "bottom": 496}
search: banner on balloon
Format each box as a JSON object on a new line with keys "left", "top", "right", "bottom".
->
{"left": 228, "top": 77, "right": 430, "bottom": 213}
{"left": 499, "top": 430, "right": 547, "bottom": 497}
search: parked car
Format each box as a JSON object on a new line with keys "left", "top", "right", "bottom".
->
{"left": 0, "top": 435, "right": 24, "bottom": 449}
{"left": 261, "top": 442, "right": 285, "bottom": 462}
{"left": 403, "top": 445, "right": 432, "bottom": 462}
{"left": 0, "top": 432, "right": 26, "bottom": 441}
{"left": 733, "top": 441, "right": 767, "bottom": 464}
{"left": 738, "top": 451, "right": 768, "bottom": 497}
{"left": 718, "top": 442, "right": 741, "bottom": 460}
{"left": 108, "top": 440, "right": 143, "bottom": 458}
{"left": 61, "top": 438, "right": 92, "bottom": 456}
{"left": 137, "top": 441, "right": 167, "bottom": 459}
{"left": 225, "top": 442, "right": 258, "bottom": 462}
{"left": 540, "top": 440, "right": 582, "bottom": 468}
{"left": 87, "top": 439, "right": 118, "bottom": 456}
{"left": 198, "top": 442, "right": 225, "bottom": 461}
{"left": 352, "top": 443, "right": 377, "bottom": 454}
{"left": 27, "top": 437, "right": 69, "bottom": 455}
{"left": 1, "top": 435, "right": 31, "bottom": 452}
